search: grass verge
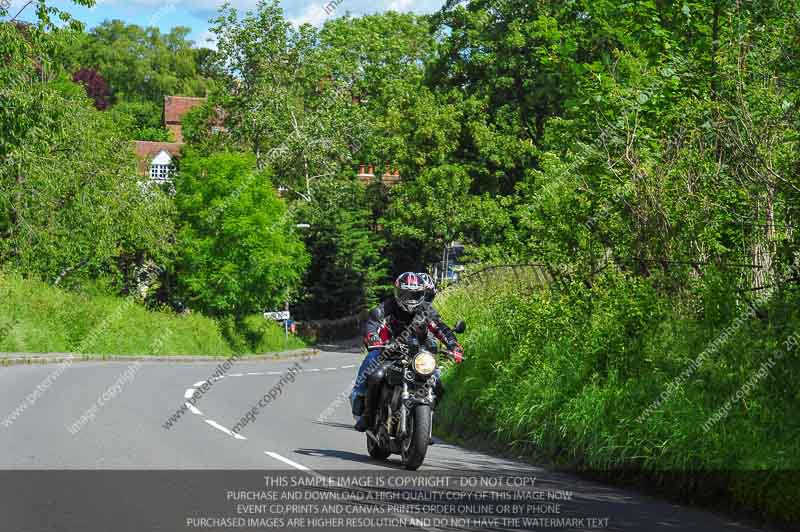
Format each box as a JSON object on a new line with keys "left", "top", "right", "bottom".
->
{"left": 435, "top": 269, "right": 800, "bottom": 526}
{"left": 0, "top": 272, "right": 306, "bottom": 356}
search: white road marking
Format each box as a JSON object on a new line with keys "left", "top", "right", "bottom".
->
{"left": 207, "top": 366, "right": 360, "bottom": 378}
{"left": 206, "top": 419, "right": 246, "bottom": 440}
{"left": 185, "top": 402, "right": 203, "bottom": 416}
{"left": 264, "top": 451, "right": 310, "bottom": 471}
{"left": 184, "top": 358, "right": 364, "bottom": 447}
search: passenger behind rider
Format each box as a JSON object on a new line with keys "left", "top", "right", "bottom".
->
{"left": 350, "top": 272, "right": 463, "bottom": 432}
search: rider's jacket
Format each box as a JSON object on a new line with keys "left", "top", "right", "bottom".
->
{"left": 363, "top": 298, "right": 460, "bottom": 353}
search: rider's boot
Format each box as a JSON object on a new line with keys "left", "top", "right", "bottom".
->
{"left": 354, "top": 416, "right": 368, "bottom": 432}
{"left": 351, "top": 392, "right": 367, "bottom": 431}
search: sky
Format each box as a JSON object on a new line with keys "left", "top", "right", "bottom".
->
{"left": 5, "top": 0, "right": 445, "bottom": 48}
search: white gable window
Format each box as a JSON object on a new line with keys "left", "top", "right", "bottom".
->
{"left": 149, "top": 150, "right": 173, "bottom": 183}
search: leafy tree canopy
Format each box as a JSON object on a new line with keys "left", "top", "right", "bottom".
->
{"left": 62, "top": 20, "right": 212, "bottom": 105}
{"left": 172, "top": 150, "right": 309, "bottom": 317}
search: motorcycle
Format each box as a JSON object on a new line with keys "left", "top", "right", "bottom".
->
{"left": 363, "top": 319, "right": 466, "bottom": 470}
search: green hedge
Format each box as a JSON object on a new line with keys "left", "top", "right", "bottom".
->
{"left": 436, "top": 270, "right": 800, "bottom": 524}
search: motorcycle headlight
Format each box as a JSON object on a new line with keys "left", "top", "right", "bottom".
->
{"left": 413, "top": 352, "right": 437, "bottom": 376}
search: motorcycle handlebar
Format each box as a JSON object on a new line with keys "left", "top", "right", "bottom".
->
{"left": 369, "top": 344, "right": 464, "bottom": 361}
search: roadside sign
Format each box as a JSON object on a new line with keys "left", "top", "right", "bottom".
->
{"left": 264, "top": 311, "right": 290, "bottom": 320}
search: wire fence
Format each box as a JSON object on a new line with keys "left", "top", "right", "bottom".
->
{"left": 440, "top": 241, "right": 799, "bottom": 298}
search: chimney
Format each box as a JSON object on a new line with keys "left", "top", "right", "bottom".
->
{"left": 381, "top": 162, "right": 401, "bottom": 188}
{"left": 357, "top": 163, "right": 374, "bottom": 185}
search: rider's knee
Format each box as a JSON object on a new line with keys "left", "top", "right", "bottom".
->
{"left": 367, "top": 367, "right": 384, "bottom": 390}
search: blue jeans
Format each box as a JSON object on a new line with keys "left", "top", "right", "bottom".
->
{"left": 351, "top": 349, "right": 381, "bottom": 415}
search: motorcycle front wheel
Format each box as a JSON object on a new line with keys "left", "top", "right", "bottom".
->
{"left": 402, "top": 405, "right": 432, "bottom": 470}
{"left": 367, "top": 428, "right": 391, "bottom": 460}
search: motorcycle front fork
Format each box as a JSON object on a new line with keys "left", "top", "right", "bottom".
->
{"left": 397, "top": 382, "right": 436, "bottom": 438}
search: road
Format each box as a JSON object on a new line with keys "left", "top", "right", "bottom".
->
{"left": 0, "top": 346, "right": 782, "bottom": 532}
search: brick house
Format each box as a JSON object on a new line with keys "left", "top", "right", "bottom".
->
{"left": 134, "top": 141, "right": 184, "bottom": 182}
{"left": 163, "top": 95, "right": 206, "bottom": 143}
{"left": 134, "top": 96, "right": 208, "bottom": 181}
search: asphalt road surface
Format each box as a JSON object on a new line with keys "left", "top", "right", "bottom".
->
{"left": 0, "top": 346, "right": 783, "bottom": 532}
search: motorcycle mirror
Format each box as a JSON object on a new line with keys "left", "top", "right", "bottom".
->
{"left": 453, "top": 320, "right": 466, "bottom": 334}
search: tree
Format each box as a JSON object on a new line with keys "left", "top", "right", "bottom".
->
{"left": 1, "top": 5, "right": 174, "bottom": 288}
{"left": 107, "top": 100, "right": 173, "bottom": 141}
{"left": 294, "top": 178, "right": 389, "bottom": 319}
{"left": 180, "top": 100, "right": 229, "bottom": 153}
{"left": 0, "top": 79, "right": 174, "bottom": 286}
{"left": 312, "top": 11, "right": 441, "bottom": 174}
{"left": 61, "top": 21, "right": 212, "bottom": 107}
{"left": 382, "top": 164, "right": 511, "bottom": 272}
{"left": 172, "top": 151, "right": 309, "bottom": 317}
{"left": 72, "top": 67, "right": 110, "bottom": 109}
{"left": 208, "top": 1, "right": 372, "bottom": 198}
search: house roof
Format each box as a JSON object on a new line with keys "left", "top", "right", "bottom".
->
{"left": 134, "top": 141, "right": 183, "bottom": 160}
{"left": 164, "top": 96, "right": 206, "bottom": 124}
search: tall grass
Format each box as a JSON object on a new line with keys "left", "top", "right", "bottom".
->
{"left": 436, "top": 268, "right": 800, "bottom": 524}
{"left": 0, "top": 272, "right": 305, "bottom": 356}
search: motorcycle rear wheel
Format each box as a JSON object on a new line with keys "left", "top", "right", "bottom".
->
{"left": 402, "top": 405, "right": 431, "bottom": 470}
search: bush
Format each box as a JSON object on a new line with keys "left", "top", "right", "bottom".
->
{"left": 435, "top": 269, "right": 800, "bottom": 524}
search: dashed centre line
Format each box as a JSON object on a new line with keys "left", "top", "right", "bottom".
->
{"left": 264, "top": 451, "right": 311, "bottom": 471}
{"left": 176, "top": 363, "right": 360, "bottom": 437}
{"left": 206, "top": 419, "right": 246, "bottom": 440}
{"left": 186, "top": 403, "right": 203, "bottom": 416}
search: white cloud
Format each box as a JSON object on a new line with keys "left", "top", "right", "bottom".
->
{"left": 35, "top": 0, "right": 446, "bottom": 36}
{"left": 100, "top": 0, "right": 443, "bottom": 21}
{"left": 197, "top": 29, "right": 218, "bottom": 50}
{"left": 387, "top": 0, "right": 415, "bottom": 11}
{"left": 287, "top": 2, "right": 330, "bottom": 27}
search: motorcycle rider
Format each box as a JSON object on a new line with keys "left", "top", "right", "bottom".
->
{"left": 350, "top": 272, "right": 463, "bottom": 432}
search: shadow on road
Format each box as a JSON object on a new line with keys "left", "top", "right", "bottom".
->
{"left": 293, "top": 447, "right": 407, "bottom": 469}
{"left": 313, "top": 420, "right": 355, "bottom": 430}
{"left": 315, "top": 338, "right": 363, "bottom": 354}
